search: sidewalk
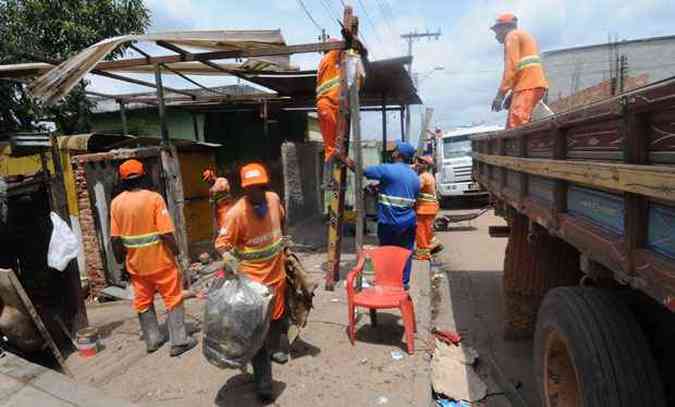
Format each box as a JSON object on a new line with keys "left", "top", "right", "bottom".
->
{"left": 59, "top": 248, "right": 433, "bottom": 406}
{"left": 0, "top": 351, "right": 138, "bottom": 407}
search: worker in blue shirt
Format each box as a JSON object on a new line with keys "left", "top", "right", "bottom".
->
{"left": 364, "top": 141, "right": 420, "bottom": 287}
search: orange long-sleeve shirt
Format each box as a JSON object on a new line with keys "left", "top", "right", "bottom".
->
{"left": 316, "top": 50, "right": 342, "bottom": 106}
{"left": 215, "top": 192, "right": 287, "bottom": 319}
{"left": 416, "top": 172, "right": 439, "bottom": 216}
{"left": 499, "top": 29, "right": 548, "bottom": 94}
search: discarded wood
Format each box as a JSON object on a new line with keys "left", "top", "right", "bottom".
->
{"left": 3, "top": 269, "right": 73, "bottom": 377}
{"left": 416, "top": 108, "right": 434, "bottom": 155}
{"left": 54, "top": 316, "right": 78, "bottom": 350}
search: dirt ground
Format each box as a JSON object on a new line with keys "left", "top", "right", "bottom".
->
{"left": 433, "top": 200, "right": 538, "bottom": 406}
{"left": 64, "top": 237, "right": 433, "bottom": 407}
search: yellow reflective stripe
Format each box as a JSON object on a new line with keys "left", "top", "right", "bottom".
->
{"left": 121, "top": 232, "right": 161, "bottom": 248}
{"left": 417, "top": 192, "right": 438, "bottom": 203}
{"left": 211, "top": 192, "right": 230, "bottom": 205}
{"left": 378, "top": 194, "right": 415, "bottom": 208}
{"left": 235, "top": 238, "right": 283, "bottom": 262}
{"left": 517, "top": 55, "right": 542, "bottom": 71}
{"left": 316, "top": 76, "right": 340, "bottom": 96}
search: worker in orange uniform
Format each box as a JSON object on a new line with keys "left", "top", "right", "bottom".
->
{"left": 202, "top": 168, "right": 234, "bottom": 234}
{"left": 215, "top": 163, "right": 287, "bottom": 402}
{"left": 110, "top": 160, "right": 197, "bottom": 356}
{"left": 490, "top": 13, "right": 548, "bottom": 128}
{"left": 414, "top": 155, "right": 441, "bottom": 260}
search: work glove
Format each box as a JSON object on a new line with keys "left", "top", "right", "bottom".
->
{"left": 503, "top": 93, "right": 513, "bottom": 110}
{"left": 491, "top": 91, "right": 506, "bottom": 112}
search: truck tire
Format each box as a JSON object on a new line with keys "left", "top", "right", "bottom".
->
{"left": 534, "top": 287, "right": 666, "bottom": 407}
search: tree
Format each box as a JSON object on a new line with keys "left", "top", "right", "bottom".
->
{"left": 0, "top": 0, "right": 150, "bottom": 135}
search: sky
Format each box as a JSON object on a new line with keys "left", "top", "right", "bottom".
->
{"left": 89, "top": 0, "right": 675, "bottom": 141}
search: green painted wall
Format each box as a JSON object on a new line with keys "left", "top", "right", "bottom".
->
{"left": 91, "top": 107, "right": 205, "bottom": 141}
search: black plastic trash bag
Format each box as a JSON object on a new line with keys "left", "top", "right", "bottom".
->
{"left": 202, "top": 274, "right": 274, "bottom": 369}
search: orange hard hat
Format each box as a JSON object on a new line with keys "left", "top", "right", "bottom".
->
{"left": 491, "top": 13, "right": 518, "bottom": 30}
{"left": 202, "top": 168, "right": 216, "bottom": 183}
{"left": 119, "top": 159, "right": 144, "bottom": 180}
{"left": 240, "top": 163, "right": 269, "bottom": 188}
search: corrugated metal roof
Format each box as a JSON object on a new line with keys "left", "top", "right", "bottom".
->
{"left": 543, "top": 34, "right": 675, "bottom": 57}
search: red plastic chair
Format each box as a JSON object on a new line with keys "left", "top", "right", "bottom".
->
{"left": 345, "top": 246, "right": 417, "bottom": 354}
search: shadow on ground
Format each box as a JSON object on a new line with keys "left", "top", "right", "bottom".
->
{"left": 354, "top": 312, "right": 408, "bottom": 353}
{"left": 442, "top": 267, "right": 538, "bottom": 406}
{"left": 214, "top": 374, "right": 287, "bottom": 406}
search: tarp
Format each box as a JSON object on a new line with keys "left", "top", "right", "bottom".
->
{"left": 28, "top": 30, "right": 291, "bottom": 105}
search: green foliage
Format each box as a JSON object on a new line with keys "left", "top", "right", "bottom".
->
{"left": 0, "top": 0, "right": 151, "bottom": 135}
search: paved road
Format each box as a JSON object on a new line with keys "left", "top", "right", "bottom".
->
{"left": 433, "top": 201, "right": 539, "bottom": 406}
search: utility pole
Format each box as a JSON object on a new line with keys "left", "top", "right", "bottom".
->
{"left": 619, "top": 54, "right": 628, "bottom": 93}
{"left": 400, "top": 30, "right": 441, "bottom": 142}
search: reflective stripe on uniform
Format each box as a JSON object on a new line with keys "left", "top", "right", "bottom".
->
{"left": 316, "top": 76, "right": 340, "bottom": 96}
{"left": 378, "top": 194, "right": 415, "bottom": 209}
{"left": 517, "top": 55, "right": 542, "bottom": 71}
{"left": 417, "top": 192, "right": 438, "bottom": 204}
{"left": 234, "top": 238, "right": 283, "bottom": 263}
{"left": 121, "top": 232, "right": 162, "bottom": 248}
{"left": 211, "top": 192, "right": 230, "bottom": 205}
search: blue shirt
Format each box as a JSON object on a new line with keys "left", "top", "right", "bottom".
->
{"left": 364, "top": 162, "right": 420, "bottom": 229}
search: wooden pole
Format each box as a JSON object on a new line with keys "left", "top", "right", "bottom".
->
{"left": 416, "top": 107, "right": 434, "bottom": 155}
{"left": 381, "top": 95, "right": 387, "bottom": 163}
{"left": 400, "top": 105, "right": 405, "bottom": 143}
{"left": 154, "top": 64, "right": 169, "bottom": 145}
{"left": 192, "top": 113, "right": 200, "bottom": 141}
{"left": 351, "top": 63, "right": 364, "bottom": 259}
{"left": 119, "top": 101, "right": 128, "bottom": 137}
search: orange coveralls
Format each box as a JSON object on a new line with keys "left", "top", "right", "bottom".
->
{"left": 415, "top": 172, "right": 440, "bottom": 260}
{"left": 500, "top": 29, "right": 548, "bottom": 129}
{"left": 316, "top": 50, "right": 342, "bottom": 161}
{"left": 215, "top": 192, "right": 287, "bottom": 320}
{"left": 110, "top": 190, "right": 183, "bottom": 312}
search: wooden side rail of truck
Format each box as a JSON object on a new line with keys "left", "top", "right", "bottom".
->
{"left": 471, "top": 78, "right": 675, "bottom": 407}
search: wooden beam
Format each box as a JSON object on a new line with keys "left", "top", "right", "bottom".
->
{"left": 155, "top": 65, "right": 169, "bottom": 145}
{"left": 472, "top": 153, "right": 675, "bottom": 202}
{"left": 161, "top": 63, "right": 226, "bottom": 96}
{"left": 156, "top": 40, "right": 189, "bottom": 60}
{"left": 93, "top": 69, "right": 195, "bottom": 98}
{"left": 119, "top": 101, "right": 128, "bottom": 137}
{"left": 95, "top": 41, "right": 346, "bottom": 71}
{"left": 381, "top": 94, "right": 387, "bottom": 162}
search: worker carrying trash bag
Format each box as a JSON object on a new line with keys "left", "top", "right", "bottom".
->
{"left": 110, "top": 159, "right": 197, "bottom": 357}
{"left": 214, "top": 162, "right": 288, "bottom": 402}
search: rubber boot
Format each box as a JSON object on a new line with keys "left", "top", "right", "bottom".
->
{"left": 268, "top": 318, "right": 289, "bottom": 364}
{"left": 252, "top": 345, "right": 274, "bottom": 402}
{"left": 137, "top": 305, "right": 166, "bottom": 353}
{"left": 167, "top": 303, "right": 197, "bottom": 357}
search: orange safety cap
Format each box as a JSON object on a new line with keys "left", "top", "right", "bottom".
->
{"left": 491, "top": 13, "right": 517, "bottom": 29}
{"left": 202, "top": 168, "right": 216, "bottom": 183}
{"left": 240, "top": 163, "right": 269, "bottom": 188}
{"left": 119, "top": 159, "right": 145, "bottom": 180}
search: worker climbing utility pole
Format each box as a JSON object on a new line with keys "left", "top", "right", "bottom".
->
{"left": 490, "top": 13, "right": 548, "bottom": 129}
{"left": 322, "top": 6, "right": 367, "bottom": 290}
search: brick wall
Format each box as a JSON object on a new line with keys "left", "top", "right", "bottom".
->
{"left": 549, "top": 74, "right": 650, "bottom": 113}
{"left": 73, "top": 160, "right": 106, "bottom": 299}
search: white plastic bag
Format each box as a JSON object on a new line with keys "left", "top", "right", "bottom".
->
{"left": 47, "top": 212, "right": 81, "bottom": 271}
{"left": 202, "top": 273, "right": 274, "bottom": 369}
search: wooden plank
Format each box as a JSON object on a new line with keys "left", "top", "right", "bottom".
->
{"left": 351, "top": 59, "right": 364, "bottom": 259}
{"left": 3, "top": 269, "right": 73, "bottom": 377}
{"left": 160, "top": 148, "right": 191, "bottom": 287}
{"left": 325, "top": 6, "right": 356, "bottom": 291}
{"left": 155, "top": 65, "right": 169, "bottom": 145}
{"left": 472, "top": 153, "right": 675, "bottom": 202}
{"left": 95, "top": 41, "right": 346, "bottom": 71}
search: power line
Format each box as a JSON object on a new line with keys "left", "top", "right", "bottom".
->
{"left": 357, "top": 0, "right": 385, "bottom": 52}
{"left": 296, "top": 0, "right": 323, "bottom": 32}
{"left": 375, "top": 0, "right": 398, "bottom": 38}
{"left": 319, "top": 0, "right": 341, "bottom": 25}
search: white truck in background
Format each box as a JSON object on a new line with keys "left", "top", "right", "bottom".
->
{"left": 436, "top": 125, "right": 502, "bottom": 201}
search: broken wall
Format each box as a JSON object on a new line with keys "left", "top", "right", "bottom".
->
{"left": 281, "top": 141, "right": 323, "bottom": 226}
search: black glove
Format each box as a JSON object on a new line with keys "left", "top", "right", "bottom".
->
{"left": 492, "top": 91, "right": 505, "bottom": 112}
{"left": 503, "top": 93, "right": 513, "bottom": 110}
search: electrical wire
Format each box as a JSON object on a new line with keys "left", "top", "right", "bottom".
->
{"left": 357, "top": 0, "right": 386, "bottom": 52}
{"left": 296, "top": 0, "right": 323, "bottom": 32}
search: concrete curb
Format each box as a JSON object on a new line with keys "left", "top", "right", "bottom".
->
{"left": 411, "top": 259, "right": 433, "bottom": 407}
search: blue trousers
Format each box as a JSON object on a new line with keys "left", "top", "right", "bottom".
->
{"left": 377, "top": 222, "right": 416, "bottom": 285}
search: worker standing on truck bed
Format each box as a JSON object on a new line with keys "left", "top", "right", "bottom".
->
{"left": 214, "top": 163, "right": 288, "bottom": 402}
{"left": 363, "top": 142, "right": 420, "bottom": 288}
{"left": 490, "top": 13, "right": 548, "bottom": 128}
{"left": 110, "top": 159, "right": 197, "bottom": 357}
{"left": 414, "top": 155, "right": 441, "bottom": 261}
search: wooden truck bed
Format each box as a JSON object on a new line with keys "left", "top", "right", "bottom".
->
{"left": 471, "top": 78, "right": 675, "bottom": 312}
